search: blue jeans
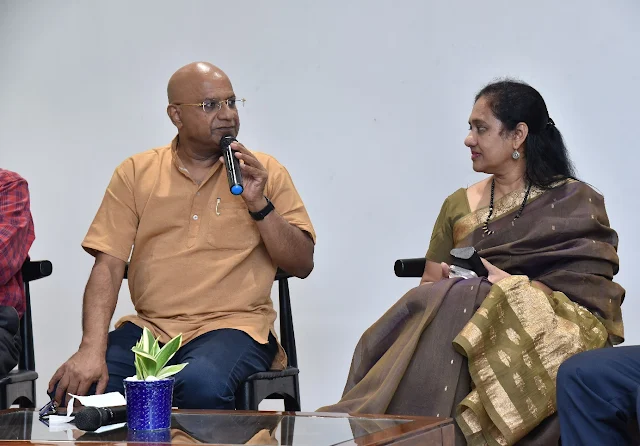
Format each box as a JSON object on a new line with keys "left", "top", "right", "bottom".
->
{"left": 557, "top": 346, "right": 640, "bottom": 445}
{"left": 104, "top": 323, "right": 278, "bottom": 409}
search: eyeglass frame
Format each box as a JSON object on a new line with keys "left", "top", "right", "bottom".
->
{"left": 172, "top": 97, "right": 246, "bottom": 114}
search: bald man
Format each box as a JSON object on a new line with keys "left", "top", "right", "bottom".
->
{"left": 49, "top": 62, "right": 316, "bottom": 409}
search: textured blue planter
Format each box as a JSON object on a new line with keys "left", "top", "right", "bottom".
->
{"left": 124, "top": 378, "right": 174, "bottom": 430}
{"left": 127, "top": 427, "right": 171, "bottom": 443}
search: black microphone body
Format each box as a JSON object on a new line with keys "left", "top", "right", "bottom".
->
{"left": 220, "top": 136, "right": 243, "bottom": 195}
{"left": 74, "top": 406, "right": 127, "bottom": 431}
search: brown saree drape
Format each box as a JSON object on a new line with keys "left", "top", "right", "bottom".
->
{"left": 318, "top": 180, "right": 624, "bottom": 445}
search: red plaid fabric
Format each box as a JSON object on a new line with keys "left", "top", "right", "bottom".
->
{"left": 0, "top": 169, "right": 35, "bottom": 317}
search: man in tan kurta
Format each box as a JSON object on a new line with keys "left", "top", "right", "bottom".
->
{"left": 49, "top": 62, "right": 316, "bottom": 409}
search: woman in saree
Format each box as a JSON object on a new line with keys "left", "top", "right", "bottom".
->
{"left": 319, "top": 80, "right": 625, "bottom": 446}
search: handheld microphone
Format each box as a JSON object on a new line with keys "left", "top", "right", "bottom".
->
{"left": 74, "top": 406, "right": 127, "bottom": 431}
{"left": 220, "top": 136, "right": 243, "bottom": 195}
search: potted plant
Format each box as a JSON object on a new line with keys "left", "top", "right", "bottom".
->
{"left": 123, "top": 327, "right": 188, "bottom": 431}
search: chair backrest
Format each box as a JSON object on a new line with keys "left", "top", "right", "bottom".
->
{"left": 122, "top": 264, "right": 298, "bottom": 368}
{"left": 19, "top": 260, "right": 53, "bottom": 371}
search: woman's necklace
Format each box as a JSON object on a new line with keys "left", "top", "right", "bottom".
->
{"left": 482, "top": 178, "right": 532, "bottom": 235}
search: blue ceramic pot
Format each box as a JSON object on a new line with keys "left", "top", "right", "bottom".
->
{"left": 124, "top": 378, "right": 174, "bottom": 430}
{"left": 126, "top": 427, "right": 171, "bottom": 443}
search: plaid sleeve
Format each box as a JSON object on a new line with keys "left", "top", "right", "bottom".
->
{"left": 0, "top": 170, "right": 35, "bottom": 286}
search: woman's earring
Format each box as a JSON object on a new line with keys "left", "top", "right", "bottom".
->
{"left": 512, "top": 149, "right": 520, "bottom": 160}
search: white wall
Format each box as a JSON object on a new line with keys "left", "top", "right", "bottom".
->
{"left": 1, "top": 0, "right": 638, "bottom": 411}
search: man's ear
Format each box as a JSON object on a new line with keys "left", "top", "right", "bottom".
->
{"left": 167, "top": 105, "right": 183, "bottom": 128}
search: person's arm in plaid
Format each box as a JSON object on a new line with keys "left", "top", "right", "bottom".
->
{"left": 0, "top": 170, "right": 35, "bottom": 287}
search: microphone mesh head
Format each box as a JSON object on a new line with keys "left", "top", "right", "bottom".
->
{"left": 220, "top": 136, "right": 236, "bottom": 149}
{"left": 74, "top": 406, "right": 102, "bottom": 431}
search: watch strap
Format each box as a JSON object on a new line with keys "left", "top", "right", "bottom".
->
{"left": 248, "top": 197, "right": 274, "bottom": 221}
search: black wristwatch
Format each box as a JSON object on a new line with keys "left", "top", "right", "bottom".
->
{"left": 248, "top": 196, "right": 275, "bottom": 221}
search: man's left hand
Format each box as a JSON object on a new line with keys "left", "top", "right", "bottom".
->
{"left": 221, "top": 142, "right": 269, "bottom": 211}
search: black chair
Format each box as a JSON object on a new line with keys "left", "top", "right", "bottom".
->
{"left": 235, "top": 268, "right": 301, "bottom": 411}
{"left": 122, "top": 265, "right": 301, "bottom": 411}
{"left": 0, "top": 259, "right": 52, "bottom": 409}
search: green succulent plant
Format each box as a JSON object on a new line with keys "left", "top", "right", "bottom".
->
{"left": 131, "top": 327, "right": 188, "bottom": 380}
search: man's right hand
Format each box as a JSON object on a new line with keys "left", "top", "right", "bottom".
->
{"left": 49, "top": 252, "right": 123, "bottom": 405}
{"left": 48, "top": 347, "right": 109, "bottom": 405}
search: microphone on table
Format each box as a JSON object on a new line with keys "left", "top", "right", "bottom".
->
{"left": 74, "top": 406, "right": 127, "bottom": 431}
{"left": 220, "top": 135, "right": 243, "bottom": 195}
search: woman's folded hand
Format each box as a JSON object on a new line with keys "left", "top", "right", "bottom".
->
{"left": 480, "top": 258, "right": 511, "bottom": 284}
{"left": 420, "top": 260, "right": 451, "bottom": 284}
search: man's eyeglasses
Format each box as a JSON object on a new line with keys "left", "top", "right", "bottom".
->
{"left": 173, "top": 98, "right": 246, "bottom": 114}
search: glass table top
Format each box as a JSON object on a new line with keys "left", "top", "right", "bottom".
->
{"left": 0, "top": 410, "right": 420, "bottom": 445}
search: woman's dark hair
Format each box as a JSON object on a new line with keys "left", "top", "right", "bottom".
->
{"left": 475, "top": 79, "right": 576, "bottom": 188}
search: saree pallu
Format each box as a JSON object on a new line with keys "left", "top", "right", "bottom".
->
{"left": 318, "top": 180, "right": 624, "bottom": 445}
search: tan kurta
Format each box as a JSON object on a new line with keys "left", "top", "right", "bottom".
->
{"left": 82, "top": 137, "right": 316, "bottom": 369}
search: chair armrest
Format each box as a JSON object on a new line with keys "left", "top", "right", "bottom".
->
{"left": 394, "top": 258, "right": 426, "bottom": 278}
{"left": 21, "top": 260, "right": 53, "bottom": 282}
